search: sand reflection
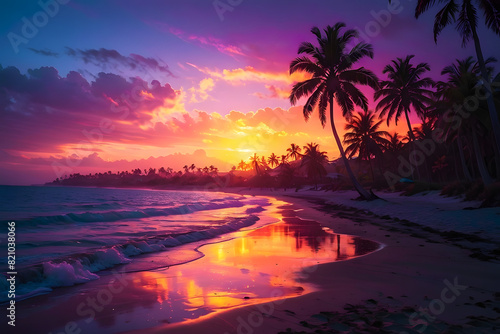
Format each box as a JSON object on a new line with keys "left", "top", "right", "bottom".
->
{"left": 128, "top": 207, "right": 381, "bottom": 324}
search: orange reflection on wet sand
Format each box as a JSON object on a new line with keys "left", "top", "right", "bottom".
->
{"left": 129, "top": 204, "right": 381, "bottom": 323}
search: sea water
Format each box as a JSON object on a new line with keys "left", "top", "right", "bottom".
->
{"left": 0, "top": 185, "right": 269, "bottom": 302}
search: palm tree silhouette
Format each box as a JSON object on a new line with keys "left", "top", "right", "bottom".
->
{"left": 343, "top": 110, "right": 390, "bottom": 180}
{"left": 238, "top": 160, "right": 247, "bottom": 171}
{"left": 267, "top": 153, "right": 279, "bottom": 168}
{"left": 301, "top": 143, "right": 329, "bottom": 189}
{"left": 289, "top": 23, "right": 379, "bottom": 200}
{"left": 413, "top": 0, "right": 500, "bottom": 156}
{"left": 343, "top": 110, "right": 390, "bottom": 160}
{"left": 287, "top": 143, "right": 302, "bottom": 160}
{"left": 279, "top": 154, "right": 289, "bottom": 166}
{"left": 437, "top": 56, "right": 496, "bottom": 184}
{"left": 385, "top": 132, "right": 406, "bottom": 154}
{"left": 375, "top": 55, "right": 434, "bottom": 141}
{"left": 250, "top": 153, "right": 262, "bottom": 175}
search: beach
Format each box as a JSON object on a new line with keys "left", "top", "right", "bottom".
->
{"left": 136, "top": 188, "right": 500, "bottom": 334}
{"left": 6, "top": 187, "right": 499, "bottom": 333}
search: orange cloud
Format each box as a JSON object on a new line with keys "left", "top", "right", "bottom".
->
{"left": 189, "top": 78, "right": 215, "bottom": 103}
{"left": 187, "top": 64, "right": 310, "bottom": 85}
{"left": 254, "top": 85, "right": 290, "bottom": 99}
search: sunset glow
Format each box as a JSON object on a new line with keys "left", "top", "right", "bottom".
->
{"left": 1, "top": 0, "right": 498, "bottom": 185}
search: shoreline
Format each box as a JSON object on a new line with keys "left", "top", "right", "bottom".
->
{"left": 138, "top": 188, "right": 500, "bottom": 333}
{"left": 7, "top": 187, "right": 500, "bottom": 333}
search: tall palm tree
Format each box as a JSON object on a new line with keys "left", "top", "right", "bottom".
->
{"left": 414, "top": 0, "right": 500, "bottom": 156}
{"left": 287, "top": 143, "right": 302, "bottom": 160}
{"left": 289, "top": 23, "right": 379, "bottom": 200}
{"left": 375, "top": 55, "right": 435, "bottom": 141}
{"left": 301, "top": 143, "right": 329, "bottom": 189}
{"left": 343, "top": 110, "right": 390, "bottom": 180}
{"left": 437, "top": 56, "right": 497, "bottom": 184}
{"left": 267, "top": 153, "right": 279, "bottom": 168}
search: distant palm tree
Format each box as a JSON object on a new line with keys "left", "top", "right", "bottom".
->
{"left": 250, "top": 153, "right": 262, "bottom": 175}
{"left": 289, "top": 23, "right": 379, "bottom": 200}
{"left": 413, "top": 117, "right": 436, "bottom": 141}
{"left": 189, "top": 164, "right": 196, "bottom": 172}
{"left": 287, "top": 143, "right": 302, "bottom": 160}
{"left": 301, "top": 143, "right": 329, "bottom": 189}
{"left": 343, "top": 110, "right": 390, "bottom": 180}
{"left": 238, "top": 160, "right": 247, "bottom": 171}
{"left": 183, "top": 165, "right": 189, "bottom": 174}
{"left": 279, "top": 154, "right": 289, "bottom": 166}
{"left": 375, "top": 55, "right": 435, "bottom": 141}
{"left": 209, "top": 165, "right": 217, "bottom": 175}
{"left": 260, "top": 156, "right": 268, "bottom": 170}
{"left": 267, "top": 153, "right": 279, "bottom": 167}
{"left": 413, "top": 0, "right": 500, "bottom": 155}
{"left": 385, "top": 132, "right": 406, "bottom": 153}
{"left": 343, "top": 110, "right": 390, "bottom": 160}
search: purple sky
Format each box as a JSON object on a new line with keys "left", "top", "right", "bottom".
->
{"left": 1, "top": 0, "right": 499, "bottom": 185}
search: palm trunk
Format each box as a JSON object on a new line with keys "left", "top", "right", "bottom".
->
{"left": 472, "top": 26, "right": 500, "bottom": 162}
{"left": 472, "top": 128, "right": 493, "bottom": 185}
{"left": 329, "top": 96, "right": 375, "bottom": 200}
{"left": 404, "top": 109, "right": 420, "bottom": 180}
{"left": 456, "top": 134, "right": 473, "bottom": 181}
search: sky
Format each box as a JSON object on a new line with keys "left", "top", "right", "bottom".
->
{"left": 1, "top": 0, "right": 499, "bottom": 185}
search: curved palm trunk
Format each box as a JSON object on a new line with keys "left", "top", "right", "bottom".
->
{"left": 472, "top": 27, "right": 500, "bottom": 163}
{"left": 329, "top": 97, "right": 375, "bottom": 200}
{"left": 404, "top": 109, "right": 420, "bottom": 180}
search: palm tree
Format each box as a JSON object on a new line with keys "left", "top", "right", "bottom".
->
{"left": 385, "top": 132, "right": 406, "bottom": 153}
{"left": 375, "top": 55, "right": 435, "bottom": 141}
{"left": 301, "top": 143, "right": 329, "bottom": 189}
{"left": 238, "top": 160, "right": 247, "bottom": 171}
{"left": 250, "top": 153, "right": 262, "bottom": 175}
{"left": 189, "top": 164, "right": 196, "bottom": 172}
{"left": 414, "top": 0, "right": 500, "bottom": 156}
{"left": 279, "top": 154, "right": 289, "bottom": 166}
{"left": 343, "top": 110, "right": 390, "bottom": 160}
{"left": 287, "top": 143, "right": 302, "bottom": 160}
{"left": 343, "top": 110, "right": 390, "bottom": 180}
{"left": 260, "top": 156, "right": 268, "bottom": 170}
{"left": 289, "top": 23, "right": 379, "bottom": 200}
{"left": 410, "top": 115, "right": 437, "bottom": 142}
{"left": 183, "top": 165, "right": 189, "bottom": 174}
{"left": 437, "top": 56, "right": 496, "bottom": 184}
{"left": 267, "top": 153, "right": 279, "bottom": 168}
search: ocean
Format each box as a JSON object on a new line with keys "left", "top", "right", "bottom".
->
{"left": 0, "top": 185, "right": 271, "bottom": 302}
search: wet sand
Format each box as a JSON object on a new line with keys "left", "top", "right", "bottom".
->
{"left": 10, "top": 196, "right": 381, "bottom": 334}
{"left": 139, "top": 190, "right": 500, "bottom": 334}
